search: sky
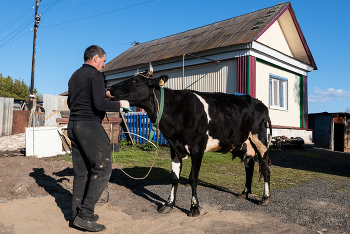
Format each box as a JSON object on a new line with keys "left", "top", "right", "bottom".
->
{"left": 0, "top": 0, "right": 349, "bottom": 114}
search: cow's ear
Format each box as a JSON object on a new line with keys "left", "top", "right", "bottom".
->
{"left": 152, "top": 75, "right": 169, "bottom": 87}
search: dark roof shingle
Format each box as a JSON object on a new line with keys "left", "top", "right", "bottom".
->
{"left": 104, "top": 2, "right": 288, "bottom": 72}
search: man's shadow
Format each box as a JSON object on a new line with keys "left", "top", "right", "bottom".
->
{"left": 29, "top": 168, "right": 73, "bottom": 221}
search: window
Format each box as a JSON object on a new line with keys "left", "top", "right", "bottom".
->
{"left": 269, "top": 75, "right": 288, "bottom": 110}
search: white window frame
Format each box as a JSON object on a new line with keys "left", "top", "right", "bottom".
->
{"left": 269, "top": 74, "right": 288, "bottom": 111}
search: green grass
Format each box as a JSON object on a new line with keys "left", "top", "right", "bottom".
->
{"left": 112, "top": 146, "right": 350, "bottom": 196}
{"left": 57, "top": 145, "right": 349, "bottom": 197}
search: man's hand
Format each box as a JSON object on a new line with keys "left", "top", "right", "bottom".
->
{"left": 119, "top": 100, "right": 130, "bottom": 109}
{"left": 106, "top": 90, "right": 112, "bottom": 98}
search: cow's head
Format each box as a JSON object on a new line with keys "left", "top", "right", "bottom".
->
{"left": 108, "top": 70, "right": 169, "bottom": 106}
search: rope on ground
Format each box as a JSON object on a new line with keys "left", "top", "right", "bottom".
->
{"left": 112, "top": 131, "right": 160, "bottom": 180}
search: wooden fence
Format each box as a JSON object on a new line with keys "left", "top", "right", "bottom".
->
{"left": 0, "top": 97, "right": 14, "bottom": 136}
{"left": 43, "top": 94, "right": 69, "bottom": 126}
{"left": 120, "top": 112, "right": 167, "bottom": 145}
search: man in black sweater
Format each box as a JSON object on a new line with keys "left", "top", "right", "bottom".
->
{"left": 67, "top": 45, "right": 128, "bottom": 232}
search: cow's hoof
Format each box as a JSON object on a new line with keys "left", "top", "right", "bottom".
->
{"left": 260, "top": 197, "right": 271, "bottom": 206}
{"left": 158, "top": 204, "right": 173, "bottom": 214}
{"left": 187, "top": 207, "right": 200, "bottom": 217}
{"left": 237, "top": 191, "right": 250, "bottom": 199}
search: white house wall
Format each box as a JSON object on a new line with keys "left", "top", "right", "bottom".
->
{"left": 158, "top": 59, "right": 237, "bottom": 94}
{"left": 256, "top": 61, "right": 301, "bottom": 128}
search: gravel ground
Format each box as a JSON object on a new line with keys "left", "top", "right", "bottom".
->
{"left": 1, "top": 134, "right": 350, "bottom": 233}
{"left": 0, "top": 133, "right": 25, "bottom": 151}
{"left": 120, "top": 148, "right": 350, "bottom": 234}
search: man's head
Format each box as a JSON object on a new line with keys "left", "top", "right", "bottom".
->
{"left": 84, "top": 45, "right": 106, "bottom": 71}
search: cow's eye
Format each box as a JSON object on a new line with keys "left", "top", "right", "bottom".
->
{"left": 133, "top": 80, "right": 139, "bottom": 85}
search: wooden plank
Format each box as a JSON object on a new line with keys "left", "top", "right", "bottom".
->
{"left": 344, "top": 121, "right": 350, "bottom": 153}
{"left": 120, "top": 111, "right": 134, "bottom": 144}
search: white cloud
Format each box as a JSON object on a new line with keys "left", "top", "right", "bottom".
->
{"left": 308, "top": 87, "right": 350, "bottom": 103}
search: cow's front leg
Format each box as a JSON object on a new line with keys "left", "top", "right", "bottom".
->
{"left": 187, "top": 153, "right": 203, "bottom": 217}
{"left": 238, "top": 157, "right": 255, "bottom": 199}
{"left": 259, "top": 151, "right": 271, "bottom": 206}
{"left": 159, "top": 149, "right": 182, "bottom": 214}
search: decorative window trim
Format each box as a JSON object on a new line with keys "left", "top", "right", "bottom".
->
{"left": 269, "top": 74, "right": 288, "bottom": 111}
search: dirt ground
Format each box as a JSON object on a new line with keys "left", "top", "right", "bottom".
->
{"left": 0, "top": 154, "right": 334, "bottom": 234}
{"left": 0, "top": 133, "right": 348, "bottom": 233}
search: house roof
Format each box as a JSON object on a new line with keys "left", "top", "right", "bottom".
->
{"left": 59, "top": 91, "right": 68, "bottom": 96}
{"left": 104, "top": 2, "right": 316, "bottom": 73}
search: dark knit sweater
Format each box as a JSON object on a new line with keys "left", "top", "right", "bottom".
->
{"left": 67, "top": 64, "right": 120, "bottom": 123}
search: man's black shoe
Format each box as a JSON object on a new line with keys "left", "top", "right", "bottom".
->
{"left": 72, "top": 213, "right": 99, "bottom": 222}
{"left": 73, "top": 215, "right": 106, "bottom": 232}
{"left": 87, "top": 214, "right": 99, "bottom": 222}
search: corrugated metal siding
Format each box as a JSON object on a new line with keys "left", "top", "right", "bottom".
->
{"left": 237, "top": 56, "right": 248, "bottom": 94}
{"left": 0, "top": 97, "right": 14, "bottom": 136}
{"left": 158, "top": 59, "right": 237, "bottom": 94}
{"left": 249, "top": 56, "right": 256, "bottom": 98}
{"left": 104, "top": 2, "right": 290, "bottom": 72}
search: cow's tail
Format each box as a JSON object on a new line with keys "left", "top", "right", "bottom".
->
{"left": 267, "top": 117, "right": 272, "bottom": 149}
{"left": 258, "top": 117, "right": 273, "bottom": 181}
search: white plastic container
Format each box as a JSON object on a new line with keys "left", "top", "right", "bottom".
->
{"left": 25, "top": 126, "right": 68, "bottom": 158}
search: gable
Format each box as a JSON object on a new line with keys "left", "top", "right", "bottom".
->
{"left": 257, "top": 20, "right": 293, "bottom": 57}
{"left": 256, "top": 7, "right": 314, "bottom": 67}
{"left": 277, "top": 9, "right": 311, "bottom": 65}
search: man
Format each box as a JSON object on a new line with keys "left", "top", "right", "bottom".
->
{"left": 67, "top": 45, "right": 129, "bottom": 232}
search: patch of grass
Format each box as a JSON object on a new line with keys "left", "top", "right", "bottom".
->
{"left": 44, "top": 153, "right": 72, "bottom": 161}
{"left": 112, "top": 146, "right": 350, "bottom": 197}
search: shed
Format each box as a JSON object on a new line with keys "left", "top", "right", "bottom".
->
{"left": 103, "top": 2, "right": 317, "bottom": 143}
{"left": 309, "top": 112, "right": 350, "bottom": 152}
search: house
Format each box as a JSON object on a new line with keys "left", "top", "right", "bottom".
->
{"left": 103, "top": 2, "right": 317, "bottom": 143}
{"left": 309, "top": 112, "right": 350, "bottom": 152}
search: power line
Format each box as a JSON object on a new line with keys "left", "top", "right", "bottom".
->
{"left": 0, "top": 0, "right": 63, "bottom": 50}
{"left": 41, "top": 0, "right": 155, "bottom": 28}
{"left": 39, "top": 0, "right": 63, "bottom": 15}
{"left": 0, "top": 30, "right": 32, "bottom": 49}
{"left": 0, "top": 6, "right": 33, "bottom": 33}
{"left": 42, "top": 0, "right": 103, "bottom": 14}
{"left": 0, "top": 16, "right": 33, "bottom": 44}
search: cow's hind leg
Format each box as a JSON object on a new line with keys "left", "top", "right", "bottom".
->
{"left": 187, "top": 149, "right": 204, "bottom": 217}
{"left": 258, "top": 151, "right": 271, "bottom": 206}
{"left": 238, "top": 156, "right": 255, "bottom": 199}
{"left": 250, "top": 132, "right": 272, "bottom": 205}
{"left": 159, "top": 148, "right": 182, "bottom": 214}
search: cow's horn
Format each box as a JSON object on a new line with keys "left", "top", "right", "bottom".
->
{"left": 148, "top": 61, "right": 153, "bottom": 76}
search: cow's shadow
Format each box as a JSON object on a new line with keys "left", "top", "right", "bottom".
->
{"left": 29, "top": 168, "right": 73, "bottom": 221}
{"left": 109, "top": 166, "right": 258, "bottom": 215}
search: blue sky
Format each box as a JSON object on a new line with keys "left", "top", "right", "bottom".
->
{"left": 0, "top": 0, "right": 349, "bottom": 114}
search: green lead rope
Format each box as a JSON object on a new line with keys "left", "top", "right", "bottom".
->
{"left": 148, "top": 87, "right": 164, "bottom": 141}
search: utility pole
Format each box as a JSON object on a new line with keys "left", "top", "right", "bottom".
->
{"left": 29, "top": 0, "right": 40, "bottom": 110}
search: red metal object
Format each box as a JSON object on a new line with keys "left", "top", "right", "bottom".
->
{"left": 12, "top": 110, "right": 31, "bottom": 134}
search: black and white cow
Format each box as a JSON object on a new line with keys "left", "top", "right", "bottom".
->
{"left": 109, "top": 69, "right": 272, "bottom": 217}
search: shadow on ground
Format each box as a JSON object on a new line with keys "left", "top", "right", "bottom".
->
{"left": 269, "top": 148, "right": 350, "bottom": 178}
{"left": 108, "top": 166, "right": 258, "bottom": 215}
{"left": 29, "top": 168, "right": 73, "bottom": 221}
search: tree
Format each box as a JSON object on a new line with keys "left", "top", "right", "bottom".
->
{"left": 345, "top": 107, "right": 350, "bottom": 114}
{"left": 0, "top": 73, "right": 31, "bottom": 100}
